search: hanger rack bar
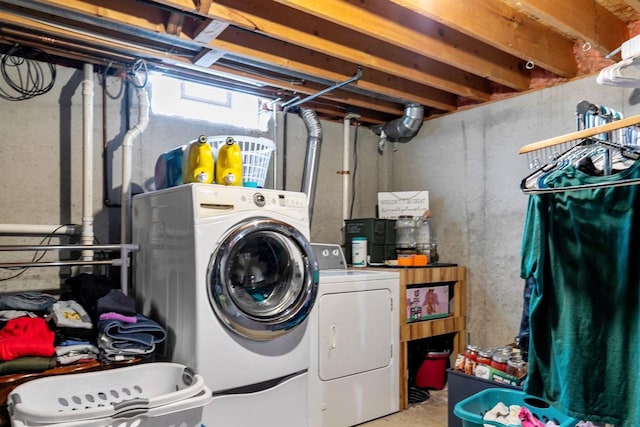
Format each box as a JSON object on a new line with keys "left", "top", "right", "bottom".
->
{"left": 0, "top": 244, "right": 137, "bottom": 252}
{"left": 0, "top": 244, "right": 138, "bottom": 294}
{"left": 519, "top": 113, "right": 640, "bottom": 154}
{"left": 0, "top": 260, "right": 115, "bottom": 268}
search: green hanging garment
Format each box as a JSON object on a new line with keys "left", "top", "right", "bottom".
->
{"left": 521, "top": 160, "right": 640, "bottom": 426}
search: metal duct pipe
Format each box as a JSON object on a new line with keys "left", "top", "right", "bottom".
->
{"left": 377, "top": 103, "right": 424, "bottom": 153}
{"left": 298, "top": 108, "right": 323, "bottom": 225}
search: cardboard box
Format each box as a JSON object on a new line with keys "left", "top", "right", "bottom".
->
{"left": 474, "top": 363, "right": 526, "bottom": 387}
{"left": 405, "top": 284, "right": 449, "bottom": 322}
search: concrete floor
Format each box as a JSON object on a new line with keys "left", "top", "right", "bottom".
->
{"left": 360, "top": 387, "right": 448, "bottom": 427}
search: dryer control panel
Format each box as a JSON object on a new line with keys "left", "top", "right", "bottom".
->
{"left": 311, "top": 243, "right": 346, "bottom": 270}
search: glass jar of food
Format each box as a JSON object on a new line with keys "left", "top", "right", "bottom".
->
{"left": 490, "top": 350, "right": 509, "bottom": 373}
{"left": 507, "top": 356, "right": 527, "bottom": 378}
{"left": 464, "top": 345, "right": 479, "bottom": 362}
{"left": 415, "top": 217, "right": 432, "bottom": 247}
{"left": 476, "top": 348, "right": 493, "bottom": 366}
{"left": 395, "top": 216, "right": 416, "bottom": 249}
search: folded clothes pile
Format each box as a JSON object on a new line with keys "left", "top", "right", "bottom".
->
{"left": 0, "top": 274, "right": 168, "bottom": 374}
{"left": 97, "top": 313, "right": 166, "bottom": 361}
{"left": 64, "top": 273, "right": 167, "bottom": 362}
{"left": 0, "top": 296, "right": 57, "bottom": 374}
{"left": 47, "top": 300, "right": 98, "bottom": 365}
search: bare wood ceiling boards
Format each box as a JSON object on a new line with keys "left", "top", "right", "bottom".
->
{"left": 0, "top": 0, "right": 637, "bottom": 124}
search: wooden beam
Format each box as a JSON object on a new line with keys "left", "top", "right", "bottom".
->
{"left": 501, "top": 0, "right": 629, "bottom": 55}
{"left": 165, "top": 12, "right": 184, "bottom": 35}
{"left": 27, "top": 0, "right": 486, "bottom": 104}
{"left": 193, "top": 0, "right": 212, "bottom": 14}
{"left": 266, "top": 0, "right": 532, "bottom": 88}
{"left": 620, "top": 0, "right": 640, "bottom": 13}
{"left": 180, "top": 0, "right": 499, "bottom": 99}
{"left": 38, "top": 0, "right": 170, "bottom": 34}
{"left": 0, "top": 9, "right": 187, "bottom": 61}
{"left": 212, "top": 28, "right": 460, "bottom": 111}
{"left": 383, "top": 0, "right": 578, "bottom": 76}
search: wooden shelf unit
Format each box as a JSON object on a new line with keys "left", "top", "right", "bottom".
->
{"left": 395, "top": 265, "right": 467, "bottom": 410}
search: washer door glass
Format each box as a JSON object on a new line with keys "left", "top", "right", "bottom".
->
{"left": 208, "top": 217, "right": 319, "bottom": 340}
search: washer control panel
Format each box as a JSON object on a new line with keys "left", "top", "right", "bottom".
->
{"left": 195, "top": 184, "right": 309, "bottom": 219}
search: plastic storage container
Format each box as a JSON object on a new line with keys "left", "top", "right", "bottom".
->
{"left": 415, "top": 351, "right": 450, "bottom": 389}
{"left": 7, "top": 362, "right": 211, "bottom": 427}
{"left": 453, "top": 388, "right": 580, "bottom": 427}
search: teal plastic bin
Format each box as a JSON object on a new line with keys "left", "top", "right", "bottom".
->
{"left": 453, "top": 388, "right": 579, "bottom": 427}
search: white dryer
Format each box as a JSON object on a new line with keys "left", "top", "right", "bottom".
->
{"left": 308, "top": 244, "right": 400, "bottom": 427}
{"left": 132, "top": 184, "right": 319, "bottom": 427}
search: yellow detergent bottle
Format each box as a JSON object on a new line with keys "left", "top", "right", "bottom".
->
{"left": 183, "top": 135, "right": 214, "bottom": 184}
{"left": 215, "top": 136, "right": 243, "bottom": 186}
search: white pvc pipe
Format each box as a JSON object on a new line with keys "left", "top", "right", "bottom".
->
{"left": 120, "top": 75, "right": 149, "bottom": 248}
{"left": 342, "top": 116, "right": 351, "bottom": 221}
{"left": 0, "top": 224, "right": 79, "bottom": 235}
{"left": 81, "top": 63, "right": 95, "bottom": 263}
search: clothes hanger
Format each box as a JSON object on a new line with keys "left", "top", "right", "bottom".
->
{"left": 519, "top": 113, "right": 640, "bottom": 194}
{"left": 520, "top": 138, "right": 640, "bottom": 194}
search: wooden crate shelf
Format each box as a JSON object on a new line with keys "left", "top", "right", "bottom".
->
{"left": 371, "top": 265, "right": 466, "bottom": 411}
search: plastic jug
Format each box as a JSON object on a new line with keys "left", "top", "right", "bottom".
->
{"left": 154, "top": 145, "right": 185, "bottom": 190}
{"left": 183, "top": 135, "right": 214, "bottom": 184}
{"left": 215, "top": 136, "right": 243, "bottom": 186}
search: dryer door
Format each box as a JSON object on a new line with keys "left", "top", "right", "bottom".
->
{"left": 207, "top": 217, "right": 319, "bottom": 340}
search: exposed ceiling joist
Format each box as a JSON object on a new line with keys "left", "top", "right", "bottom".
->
{"left": 384, "top": 0, "right": 578, "bottom": 76}
{"left": 502, "top": 0, "right": 629, "bottom": 55}
{"left": 0, "top": 0, "right": 635, "bottom": 125}
{"left": 269, "top": 0, "right": 531, "bottom": 89}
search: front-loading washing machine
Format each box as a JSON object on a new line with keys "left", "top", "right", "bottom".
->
{"left": 308, "top": 244, "right": 400, "bottom": 427}
{"left": 132, "top": 183, "right": 319, "bottom": 427}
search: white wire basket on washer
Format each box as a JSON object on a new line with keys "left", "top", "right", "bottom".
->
{"left": 7, "top": 362, "right": 211, "bottom": 427}
{"left": 206, "top": 135, "right": 276, "bottom": 188}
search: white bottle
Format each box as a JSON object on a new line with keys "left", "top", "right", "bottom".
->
{"left": 352, "top": 237, "right": 367, "bottom": 267}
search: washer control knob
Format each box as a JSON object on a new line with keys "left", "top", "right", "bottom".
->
{"left": 253, "top": 193, "right": 266, "bottom": 207}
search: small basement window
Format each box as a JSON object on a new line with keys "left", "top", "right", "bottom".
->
{"left": 148, "top": 74, "right": 268, "bottom": 131}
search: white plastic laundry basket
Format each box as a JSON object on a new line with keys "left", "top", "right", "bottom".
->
{"left": 206, "top": 135, "right": 275, "bottom": 187}
{"left": 7, "top": 362, "right": 211, "bottom": 427}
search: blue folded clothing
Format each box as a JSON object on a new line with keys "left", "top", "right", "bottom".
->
{"left": 0, "top": 292, "right": 57, "bottom": 312}
{"left": 97, "top": 314, "right": 166, "bottom": 347}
